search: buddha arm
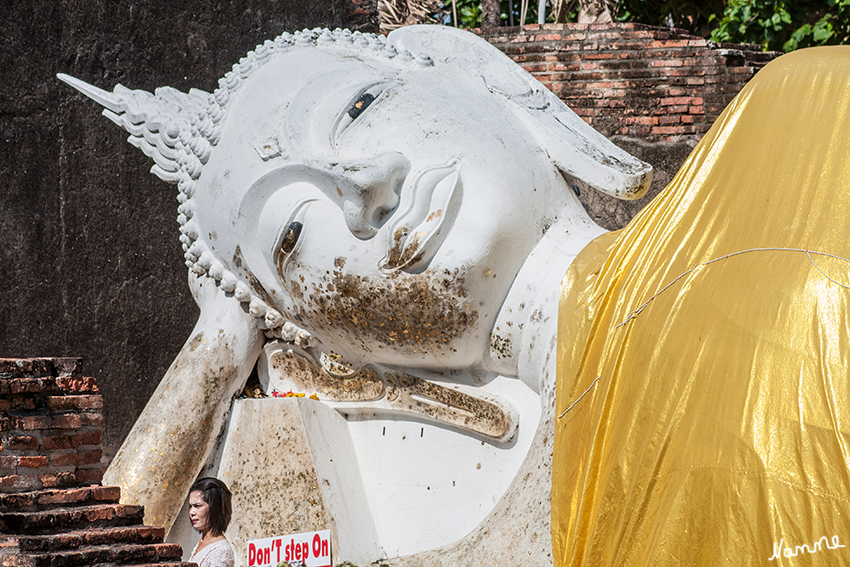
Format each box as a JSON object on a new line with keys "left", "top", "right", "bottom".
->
{"left": 102, "top": 273, "right": 263, "bottom": 532}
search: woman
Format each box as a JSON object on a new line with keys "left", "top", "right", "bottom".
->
{"left": 188, "top": 477, "right": 235, "bottom": 567}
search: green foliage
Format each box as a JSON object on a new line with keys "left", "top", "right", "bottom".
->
{"left": 446, "top": 0, "right": 568, "bottom": 28}
{"left": 452, "top": 0, "right": 481, "bottom": 27}
{"left": 709, "top": 0, "right": 850, "bottom": 51}
{"left": 614, "top": 0, "right": 725, "bottom": 37}
{"left": 443, "top": 0, "right": 850, "bottom": 53}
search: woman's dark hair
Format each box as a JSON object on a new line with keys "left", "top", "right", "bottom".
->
{"left": 190, "top": 477, "right": 232, "bottom": 535}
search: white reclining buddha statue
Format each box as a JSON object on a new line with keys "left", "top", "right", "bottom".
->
{"left": 61, "top": 25, "right": 850, "bottom": 567}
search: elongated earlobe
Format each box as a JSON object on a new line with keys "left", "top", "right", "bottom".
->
{"left": 521, "top": 106, "right": 653, "bottom": 200}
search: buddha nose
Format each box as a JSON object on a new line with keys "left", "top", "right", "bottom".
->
{"left": 329, "top": 151, "right": 410, "bottom": 239}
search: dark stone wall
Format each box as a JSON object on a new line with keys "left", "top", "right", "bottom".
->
{"left": 0, "top": 1, "right": 375, "bottom": 461}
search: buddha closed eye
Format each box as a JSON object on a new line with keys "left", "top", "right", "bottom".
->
{"left": 280, "top": 221, "right": 303, "bottom": 254}
{"left": 273, "top": 198, "right": 315, "bottom": 283}
{"left": 335, "top": 83, "right": 393, "bottom": 140}
{"left": 348, "top": 92, "right": 374, "bottom": 119}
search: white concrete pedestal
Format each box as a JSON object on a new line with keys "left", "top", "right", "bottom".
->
{"left": 169, "top": 397, "right": 383, "bottom": 565}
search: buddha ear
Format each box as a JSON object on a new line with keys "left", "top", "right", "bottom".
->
{"left": 388, "top": 26, "right": 652, "bottom": 200}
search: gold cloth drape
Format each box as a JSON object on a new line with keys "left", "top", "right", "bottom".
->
{"left": 553, "top": 47, "right": 850, "bottom": 566}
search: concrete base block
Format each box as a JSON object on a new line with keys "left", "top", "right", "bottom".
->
{"left": 169, "top": 397, "right": 382, "bottom": 565}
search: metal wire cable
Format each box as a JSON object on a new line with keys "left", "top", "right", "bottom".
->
{"left": 558, "top": 248, "right": 850, "bottom": 419}
{"left": 616, "top": 247, "right": 850, "bottom": 328}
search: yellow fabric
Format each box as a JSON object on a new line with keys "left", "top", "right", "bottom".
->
{"left": 553, "top": 47, "right": 850, "bottom": 567}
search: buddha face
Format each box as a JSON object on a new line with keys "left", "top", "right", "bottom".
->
{"left": 200, "top": 50, "right": 571, "bottom": 370}
{"left": 63, "top": 28, "right": 650, "bottom": 371}
{"left": 189, "top": 31, "right": 647, "bottom": 371}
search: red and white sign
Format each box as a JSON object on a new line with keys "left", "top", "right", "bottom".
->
{"left": 247, "top": 529, "right": 331, "bottom": 567}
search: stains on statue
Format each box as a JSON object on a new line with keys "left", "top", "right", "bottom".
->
{"left": 270, "top": 349, "right": 385, "bottom": 401}
{"left": 381, "top": 368, "right": 510, "bottom": 439}
{"left": 108, "top": 328, "right": 238, "bottom": 529}
{"left": 189, "top": 331, "right": 206, "bottom": 352}
{"left": 232, "top": 245, "right": 280, "bottom": 308}
{"left": 283, "top": 256, "right": 478, "bottom": 356}
{"left": 490, "top": 331, "right": 512, "bottom": 360}
{"left": 265, "top": 346, "right": 513, "bottom": 440}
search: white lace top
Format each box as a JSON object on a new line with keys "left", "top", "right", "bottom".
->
{"left": 189, "top": 538, "right": 235, "bottom": 567}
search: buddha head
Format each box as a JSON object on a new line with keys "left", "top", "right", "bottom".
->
{"left": 60, "top": 25, "right": 651, "bottom": 373}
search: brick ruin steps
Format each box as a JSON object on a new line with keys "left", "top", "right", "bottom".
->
{"left": 0, "top": 358, "right": 195, "bottom": 567}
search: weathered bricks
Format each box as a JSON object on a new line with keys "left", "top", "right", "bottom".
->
{"left": 16, "top": 456, "right": 49, "bottom": 469}
{"left": 0, "top": 358, "right": 195, "bottom": 567}
{"left": 0, "top": 542, "right": 184, "bottom": 567}
{"left": 478, "top": 22, "right": 781, "bottom": 142}
{"left": 6, "top": 436, "right": 38, "bottom": 451}
{"left": 36, "top": 472, "right": 77, "bottom": 489}
{"left": 347, "top": 0, "right": 377, "bottom": 34}
{"left": 40, "top": 430, "right": 102, "bottom": 451}
{"left": 44, "top": 395, "right": 103, "bottom": 412}
{"left": 0, "top": 503, "right": 145, "bottom": 534}
{"left": 0, "top": 359, "right": 82, "bottom": 379}
{"left": 0, "top": 485, "right": 120, "bottom": 511}
{"left": 16, "top": 526, "right": 167, "bottom": 553}
{"left": 73, "top": 468, "right": 105, "bottom": 485}
{"left": 1, "top": 358, "right": 105, "bottom": 495}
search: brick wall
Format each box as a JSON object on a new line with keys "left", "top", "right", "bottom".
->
{"left": 480, "top": 23, "right": 781, "bottom": 141}
{"left": 348, "top": 0, "right": 380, "bottom": 32}
{"left": 0, "top": 358, "right": 192, "bottom": 566}
{"left": 0, "top": 358, "right": 105, "bottom": 493}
